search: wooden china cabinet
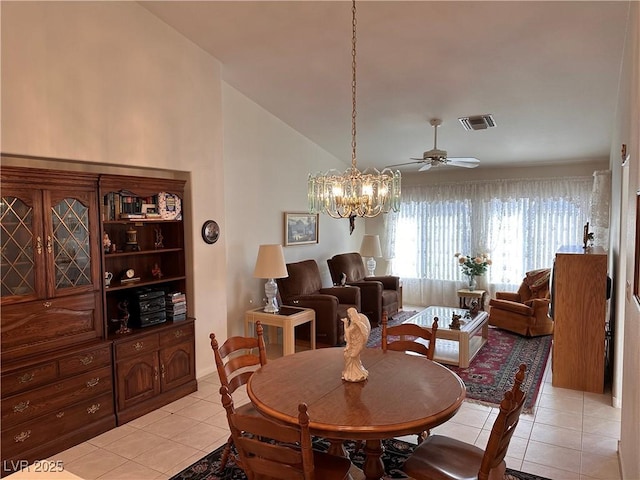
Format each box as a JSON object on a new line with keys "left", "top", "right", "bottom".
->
{"left": 0, "top": 166, "right": 113, "bottom": 474}
{"left": 0, "top": 161, "right": 196, "bottom": 475}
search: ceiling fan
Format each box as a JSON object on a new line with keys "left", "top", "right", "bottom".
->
{"left": 387, "top": 118, "right": 480, "bottom": 171}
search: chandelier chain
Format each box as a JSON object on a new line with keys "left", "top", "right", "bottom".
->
{"left": 351, "top": 0, "right": 357, "bottom": 168}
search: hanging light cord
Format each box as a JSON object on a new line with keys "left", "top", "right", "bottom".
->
{"left": 351, "top": 0, "right": 357, "bottom": 170}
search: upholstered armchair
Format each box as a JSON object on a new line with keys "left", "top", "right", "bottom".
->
{"left": 276, "top": 259, "right": 360, "bottom": 347}
{"left": 327, "top": 252, "right": 400, "bottom": 327}
{"left": 488, "top": 268, "right": 553, "bottom": 337}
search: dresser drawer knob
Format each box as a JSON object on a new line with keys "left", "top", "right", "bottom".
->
{"left": 18, "top": 372, "right": 35, "bottom": 384}
{"left": 43, "top": 301, "right": 52, "bottom": 308}
{"left": 86, "top": 377, "right": 100, "bottom": 388}
{"left": 13, "top": 401, "right": 30, "bottom": 413}
{"left": 174, "top": 329, "right": 184, "bottom": 338}
{"left": 79, "top": 354, "right": 94, "bottom": 366}
{"left": 14, "top": 430, "right": 31, "bottom": 443}
{"left": 133, "top": 342, "right": 144, "bottom": 351}
{"left": 87, "top": 403, "right": 101, "bottom": 414}
{"left": 56, "top": 412, "right": 65, "bottom": 418}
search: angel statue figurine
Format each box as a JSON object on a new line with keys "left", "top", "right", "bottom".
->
{"left": 341, "top": 307, "right": 371, "bottom": 382}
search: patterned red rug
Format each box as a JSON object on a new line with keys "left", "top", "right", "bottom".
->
{"left": 368, "top": 310, "right": 552, "bottom": 412}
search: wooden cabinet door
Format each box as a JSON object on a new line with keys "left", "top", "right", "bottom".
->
{"left": 115, "top": 352, "right": 161, "bottom": 411}
{"left": 0, "top": 186, "right": 46, "bottom": 305}
{"left": 159, "top": 340, "right": 195, "bottom": 392}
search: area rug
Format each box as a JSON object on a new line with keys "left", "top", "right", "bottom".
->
{"left": 367, "top": 310, "right": 552, "bottom": 412}
{"left": 170, "top": 437, "right": 551, "bottom": 480}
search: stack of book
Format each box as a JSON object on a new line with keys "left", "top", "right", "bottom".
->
{"left": 165, "top": 292, "right": 187, "bottom": 321}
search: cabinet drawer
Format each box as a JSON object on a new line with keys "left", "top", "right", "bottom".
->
{"left": 1, "top": 362, "right": 58, "bottom": 397}
{"left": 159, "top": 323, "right": 194, "bottom": 347}
{"left": 1, "top": 292, "right": 102, "bottom": 362}
{"left": 1, "top": 366, "right": 112, "bottom": 429}
{"left": 115, "top": 335, "right": 159, "bottom": 360}
{"left": 59, "top": 344, "right": 112, "bottom": 376}
{"left": 1, "top": 392, "right": 114, "bottom": 459}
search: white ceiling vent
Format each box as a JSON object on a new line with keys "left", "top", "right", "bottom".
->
{"left": 458, "top": 114, "right": 496, "bottom": 131}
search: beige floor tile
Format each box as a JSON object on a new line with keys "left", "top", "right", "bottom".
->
{"left": 431, "top": 422, "right": 480, "bottom": 445}
{"left": 64, "top": 450, "right": 128, "bottom": 480}
{"left": 189, "top": 381, "right": 219, "bottom": 402}
{"left": 581, "top": 416, "right": 621, "bottom": 439}
{"left": 126, "top": 408, "right": 172, "bottom": 429}
{"left": 142, "top": 413, "right": 200, "bottom": 439}
{"left": 524, "top": 440, "right": 582, "bottom": 473}
{"left": 521, "top": 460, "right": 581, "bottom": 479}
{"left": 505, "top": 455, "right": 523, "bottom": 472}
{"left": 535, "top": 406, "right": 584, "bottom": 431}
{"left": 50, "top": 442, "right": 99, "bottom": 465}
{"left": 583, "top": 395, "right": 622, "bottom": 421}
{"left": 162, "top": 450, "right": 209, "bottom": 478}
{"left": 173, "top": 398, "right": 219, "bottom": 421}
{"left": 202, "top": 409, "right": 230, "bottom": 430}
{"left": 541, "top": 383, "right": 586, "bottom": 401}
{"left": 449, "top": 403, "right": 491, "bottom": 428}
{"left": 530, "top": 423, "right": 583, "bottom": 450}
{"left": 580, "top": 451, "right": 621, "bottom": 480}
{"left": 197, "top": 372, "right": 220, "bottom": 384}
{"left": 132, "top": 438, "right": 201, "bottom": 474}
{"left": 538, "top": 391, "right": 585, "bottom": 415}
{"left": 160, "top": 395, "right": 200, "bottom": 413}
{"left": 171, "top": 421, "right": 229, "bottom": 451}
{"left": 581, "top": 432, "right": 619, "bottom": 456}
{"left": 94, "top": 460, "right": 163, "bottom": 480}
{"left": 87, "top": 425, "right": 138, "bottom": 448}
{"left": 513, "top": 418, "right": 534, "bottom": 439}
{"left": 100, "top": 430, "right": 164, "bottom": 459}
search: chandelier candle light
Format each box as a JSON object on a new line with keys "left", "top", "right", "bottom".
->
{"left": 307, "top": 0, "right": 401, "bottom": 219}
{"left": 253, "top": 244, "right": 289, "bottom": 313}
{"left": 455, "top": 252, "right": 492, "bottom": 290}
{"left": 360, "top": 234, "right": 382, "bottom": 276}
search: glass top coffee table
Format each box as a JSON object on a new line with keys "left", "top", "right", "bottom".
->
{"left": 403, "top": 306, "right": 489, "bottom": 368}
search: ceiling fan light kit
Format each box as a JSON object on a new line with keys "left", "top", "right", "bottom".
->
{"left": 307, "top": 0, "right": 401, "bottom": 219}
{"left": 386, "top": 117, "right": 481, "bottom": 172}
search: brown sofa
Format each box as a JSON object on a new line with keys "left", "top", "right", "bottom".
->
{"left": 488, "top": 268, "right": 553, "bottom": 337}
{"left": 276, "top": 259, "right": 361, "bottom": 347}
{"left": 326, "top": 252, "right": 400, "bottom": 327}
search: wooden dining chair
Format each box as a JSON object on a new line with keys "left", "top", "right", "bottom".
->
{"left": 220, "top": 385, "right": 353, "bottom": 480}
{"left": 402, "top": 364, "right": 528, "bottom": 480}
{"left": 210, "top": 321, "right": 268, "bottom": 471}
{"left": 381, "top": 311, "right": 439, "bottom": 360}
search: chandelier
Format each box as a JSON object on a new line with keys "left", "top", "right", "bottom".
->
{"left": 308, "top": 0, "right": 401, "bottom": 219}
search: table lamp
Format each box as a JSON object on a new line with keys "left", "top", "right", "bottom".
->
{"left": 360, "top": 234, "right": 382, "bottom": 276}
{"left": 253, "top": 244, "right": 288, "bottom": 313}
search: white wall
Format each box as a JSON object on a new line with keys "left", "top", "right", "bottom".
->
{"left": 221, "top": 82, "right": 360, "bottom": 343}
{"left": 1, "top": 1, "right": 226, "bottom": 378}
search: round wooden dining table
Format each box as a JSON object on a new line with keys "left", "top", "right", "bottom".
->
{"left": 247, "top": 347, "right": 466, "bottom": 480}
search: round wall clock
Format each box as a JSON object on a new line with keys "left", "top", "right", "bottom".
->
{"left": 201, "top": 220, "right": 220, "bottom": 244}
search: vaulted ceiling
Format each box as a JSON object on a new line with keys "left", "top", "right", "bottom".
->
{"left": 142, "top": 1, "right": 630, "bottom": 172}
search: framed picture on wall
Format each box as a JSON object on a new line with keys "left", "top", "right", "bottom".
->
{"left": 284, "top": 212, "right": 319, "bottom": 246}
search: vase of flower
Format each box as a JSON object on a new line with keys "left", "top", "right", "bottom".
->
{"left": 455, "top": 252, "right": 491, "bottom": 290}
{"left": 467, "top": 275, "right": 477, "bottom": 291}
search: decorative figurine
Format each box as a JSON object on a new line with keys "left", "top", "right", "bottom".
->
{"left": 151, "top": 262, "right": 163, "bottom": 279}
{"left": 103, "top": 232, "right": 112, "bottom": 254}
{"left": 125, "top": 227, "right": 140, "bottom": 252}
{"left": 469, "top": 299, "right": 480, "bottom": 316}
{"left": 449, "top": 312, "right": 462, "bottom": 330}
{"left": 154, "top": 226, "right": 164, "bottom": 249}
{"left": 114, "top": 300, "right": 132, "bottom": 334}
{"left": 582, "top": 222, "right": 594, "bottom": 249}
{"left": 341, "top": 307, "right": 371, "bottom": 382}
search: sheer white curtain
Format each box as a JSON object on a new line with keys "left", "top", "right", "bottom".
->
{"left": 388, "top": 176, "right": 593, "bottom": 307}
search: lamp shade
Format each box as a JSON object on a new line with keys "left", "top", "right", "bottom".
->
{"left": 253, "top": 244, "right": 288, "bottom": 279}
{"left": 360, "top": 234, "right": 382, "bottom": 258}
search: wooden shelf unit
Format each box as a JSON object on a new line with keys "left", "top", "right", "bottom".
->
{"left": 551, "top": 245, "right": 608, "bottom": 393}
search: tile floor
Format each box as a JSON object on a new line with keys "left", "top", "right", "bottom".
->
{"left": 23, "top": 333, "right": 622, "bottom": 480}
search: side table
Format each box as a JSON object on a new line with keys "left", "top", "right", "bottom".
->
{"left": 457, "top": 289, "right": 487, "bottom": 310}
{"left": 245, "top": 306, "right": 315, "bottom": 356}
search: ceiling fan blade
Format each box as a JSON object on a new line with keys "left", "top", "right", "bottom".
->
{"left": 385, "top": 161, "right": 423, "bottom": 168}
{"left": 418, "top": 163, "right": 432, "bottom": 172}
{"left": 447, "top": 157, "right": 480, "bottom": 168}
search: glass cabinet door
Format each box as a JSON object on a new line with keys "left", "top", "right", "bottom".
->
{"left": 45, "top": 190, "right": 97, "bottom": 298}
{"left": 0, "top": 188, "right": 44, "bottom": 302}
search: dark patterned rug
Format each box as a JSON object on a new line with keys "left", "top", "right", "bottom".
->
{"left": 170, "top": 437, "right": 551, "bottom": 480}
{"left": 367, "top": 309, "right": 552, "bottom": 412}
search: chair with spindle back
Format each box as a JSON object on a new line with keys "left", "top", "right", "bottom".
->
{"left": 381, "top": 311, "right": 439, "bottom": 360}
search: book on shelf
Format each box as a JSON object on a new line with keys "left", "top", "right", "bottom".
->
{"left": 167, "top": 312, "right": 187, "bottom": 322}
{"left": 120, "top": 277, "right": 141, "bottom": 284}
{"left": 120, "top": 213, "right": 145, "bottom": 219}
{"left": 166, "top": 304, "right": 187, "bottom": 314}
{"left": 166, "top": 292, "right": 186, "bottom": 303}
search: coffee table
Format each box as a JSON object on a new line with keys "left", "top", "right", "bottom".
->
{"left": 403, "top": 306, "right": 489, "bottom": 368}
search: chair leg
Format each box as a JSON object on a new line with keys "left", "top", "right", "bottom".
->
{"left": 217, "top": 436, "right": 234, "bottom": 472}
{"left": 417, "top": 428, "right": 431, "bottom": 444}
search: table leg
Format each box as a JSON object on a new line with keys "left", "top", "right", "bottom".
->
{"left": 327, "top": 439, "right": 349, "bottom": 458}
{"left": 283, "top": 323, "right": 294, "bottom": 356}
{"left": 459, "top": 331, "right": 470, "bottom": 368}
{"left": 362, "top": 439, "right": 385, "bottom": 480}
